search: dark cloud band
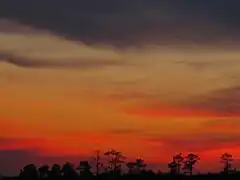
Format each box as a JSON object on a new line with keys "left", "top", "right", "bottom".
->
{"left": 0, "top": 0, "right": 240, "bottom": 47}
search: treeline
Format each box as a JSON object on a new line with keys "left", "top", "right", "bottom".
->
{"left": 2, "top": 150, "right": 240, "bottom": 180}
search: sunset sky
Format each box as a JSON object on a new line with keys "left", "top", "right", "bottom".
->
{"left": 0, "top": 0, "right": 240, "bottom": 175}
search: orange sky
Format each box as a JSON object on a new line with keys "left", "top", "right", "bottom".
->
{"left": 0, "top": 19, "right": 240, "bottom": 175}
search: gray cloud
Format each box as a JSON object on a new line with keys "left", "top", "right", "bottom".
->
{"left": 0, "top": 52, "right": 124, "bottom": 69}
{"left": 0, "top": 0, "right": 240, "bottom": 47}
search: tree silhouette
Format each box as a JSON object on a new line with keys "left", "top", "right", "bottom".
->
{"left": 104, "top": 149, "right": 125, "bottom": 173}
{"left": 126, "top": 158, "right": 147, "bottom": 174}
{"left": 94, "top": 150, "right": 102, "bottom": 176}
{"left": 77, "top": 161, "right": 92, "bottom": 177}
{"left": 168, "top": 153, "right": 184, "bottom": 174}
{"left": 173, "top": 153, "right": 184, "bottom": 173}
{"left": 182, "top": 153, "right": 200, "bottom": 176}
{"left": 49, "top": 164, "right": 61, "bottom": 179}
{"left": 20, "top": 164, "right": 38, "bottom": 180}
{"left": 15, "top": 149, "right": 240, "bottom": 180}
{"left": 168, "top": 159, "right": 178, "bottom": 174}
{"left": 38, "top": 164, "right": 49, "bottom": 179}
{"left": 136, "top": 158, "right": 147, "bottom": 171}
{"left": 221, "top": 153, "right": 234, "bottom": 174}
{"left": 61, "top": 162, "right": 77, "bottom": 180}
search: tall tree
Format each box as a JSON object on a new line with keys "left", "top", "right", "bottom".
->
{"left": 135, "top": 158, "right": 147, "bottom": 172}
{"left": 77, "top": 161, "right": 92, "bottom": 177}
{"left": 20, "top": 164, "right": 38, "bottom": 180}
{"left": 50, "top": 164, "right": 61, "bottom": 179}
{"left": 168, "top": 160, "right": 178, "bottom": 174}
{"left": 61, "top": 162, "right": 77, "bottom": 180}
{"left": 104, "top": 149, "right": 125, "bottom": 173}
{"left": 220, "top": 153, "right": 234, "bottom": 174}
{"left": 173, "top": 153, "right": 184, "bottom": 173}
{"left": 182, "top": 153, "right": 200, "bottom": 176}
{"left": 38, "top": 164, "right": 49, "bottom": 179}
{"left": 94, "top": 150, "right": 102, "bottom": 176}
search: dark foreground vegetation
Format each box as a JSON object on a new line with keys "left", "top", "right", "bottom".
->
{"left": 1, "top": 150, "right": 239, "bottom": 180}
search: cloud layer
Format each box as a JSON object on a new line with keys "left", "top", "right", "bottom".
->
{"left": 1, "top": 0, "right": 240, "bottom": 46}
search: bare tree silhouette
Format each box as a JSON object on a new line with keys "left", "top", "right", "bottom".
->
{"left": 94, "top": 150, "right": 102, "bottom": 176}
{"left": 182, "top": 153, "right": 200, "bottom": 176}
{"left": 221, "top": 153, "right": 234, "bottom": 174}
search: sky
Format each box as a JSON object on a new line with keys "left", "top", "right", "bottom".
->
{"left": 0, "top": 0, "right": 240, "bottom": 175}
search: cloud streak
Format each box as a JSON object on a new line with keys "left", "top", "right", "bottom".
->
{"left": 184, "top": 86, "right": 240, "bottom": 115}
{"left": 0, "top": 52, "right": 124, "bottom": 69}
{"left": 147, "top": 132, "right": 240, "bottom": 153}
{"left": 124, "top": 86, "right": 240, "bottom": 118}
